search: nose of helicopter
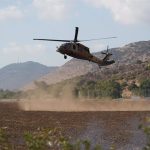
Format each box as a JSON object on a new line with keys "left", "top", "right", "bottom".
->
{"left": 56, "top": 46, "right": 60, "bottom": 52}
{"left": 57, "top": 45, "right": 65, "bottom": 54}
{"left": 56, "top": 45, "right": 64, "bottom": 54}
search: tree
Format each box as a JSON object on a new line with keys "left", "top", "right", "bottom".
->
{"left": 139, "top": 79, "right": 150, "bottom": 97}
{"left": 76, "top": 80, "right": 122, "bottom": 99}
{"left": 96, "top": 80, "right": 122, "bottom": 99}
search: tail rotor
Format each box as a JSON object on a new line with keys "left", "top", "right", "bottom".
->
{"left": 101, "top": 45, "right": 113, "bottom": 61}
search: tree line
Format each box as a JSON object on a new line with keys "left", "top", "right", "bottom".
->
{"left": 0, "top": 79, "right": 150, "bottom": 100}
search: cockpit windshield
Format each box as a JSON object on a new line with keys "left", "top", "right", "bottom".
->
{"left": 61, "top": 43, "right": 70, "bottom": 49}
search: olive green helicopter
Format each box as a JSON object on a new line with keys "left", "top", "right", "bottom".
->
{"left": 34, "top": 27, "right": 116, "bottom": 68}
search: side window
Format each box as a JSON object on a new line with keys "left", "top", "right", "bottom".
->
{"left": 73, "top": 44, "right": 76, "bottom": 50}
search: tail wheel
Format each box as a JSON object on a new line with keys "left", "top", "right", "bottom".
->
{"left": 64, "top": 55, "right": 67, "bottom": 59}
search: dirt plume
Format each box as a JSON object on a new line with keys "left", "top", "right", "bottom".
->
{"left": 19, "top": 82, "right": 150, "bottom": 111}
{"left": 18, "top": 98, "right": 150, "bottom": 111}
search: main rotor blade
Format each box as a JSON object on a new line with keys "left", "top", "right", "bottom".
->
{"left": 74, "top": 27, "right": 79, "bottom": 42}
{"left": 78, "top": 37, "right": 117, "bottom": 42}
{"left": 33, "top": 39, "right": 71, "bottom": 42}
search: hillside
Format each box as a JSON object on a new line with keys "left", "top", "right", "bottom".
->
{"left": 86, "top": 40, "right": 150, "bottom": 81}
{"left": 0, "top": 61, "right": 57, "bottom": 90}
{"left": 24, "top": 40, "right": 150, "bottom": 90}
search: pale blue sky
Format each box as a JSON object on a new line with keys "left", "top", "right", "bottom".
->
{"left": 0, "top": 0, "right": 150, "bottom": 68}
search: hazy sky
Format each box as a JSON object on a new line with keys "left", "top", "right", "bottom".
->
{"left": 0, "top": 0, "right": 150, "bottom": 68}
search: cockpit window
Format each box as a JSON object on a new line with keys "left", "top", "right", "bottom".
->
{"left": 60, "top": 43, "right": 70, "bottom": 49}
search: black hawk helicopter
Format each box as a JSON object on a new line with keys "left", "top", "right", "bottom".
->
{"left": 34, "top": 27, "right": 116, "bottom": 68}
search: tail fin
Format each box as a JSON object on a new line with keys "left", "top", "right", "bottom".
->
{"left": 102, "top": 45, "right": 112, "bottom": 61}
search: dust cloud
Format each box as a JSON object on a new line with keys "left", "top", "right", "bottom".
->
{"left": 18, "top": 83, "right": 150, "bottom": 111}
{"left": 18, "top": 98, "right": 150, "bottom": 112}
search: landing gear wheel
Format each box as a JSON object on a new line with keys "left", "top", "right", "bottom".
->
{"left": 64, "top": 55, "right": 67, "bottom": 59}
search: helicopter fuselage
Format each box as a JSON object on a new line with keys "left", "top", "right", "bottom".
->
{"left": 57, "top": 42, "right": 115, "bottom": 66}
{"left": 57, "top": 43, "right": 91, "bottom": 59}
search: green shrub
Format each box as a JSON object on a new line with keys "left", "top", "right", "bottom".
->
{"left": 0, "top": 89, "right": 22, "bottom": 99}
{"left": 0, "top": 128, "right": 12, "bottom": 150}
{"left": 128, "top": 82, "right": 138, "bottom": 91}
{"left": 139, "top": 118, "right": 150, "bottom": 150}
{"left": 24, "top": 128, "right": 103, "bottom": 150}
{"left": 146, "top": 64, "right": 150, "bottom": 70}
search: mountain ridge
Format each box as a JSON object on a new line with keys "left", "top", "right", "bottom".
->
{"left": 0, "top": 61, "right": 58, "bottom": 90}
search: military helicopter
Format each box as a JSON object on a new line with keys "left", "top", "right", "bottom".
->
{"left": 34, "top": 27, "right": 116, "bottom": 68}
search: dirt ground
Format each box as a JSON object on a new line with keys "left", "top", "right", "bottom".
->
{"left": 0, "top": 101, "right": 150, "bottom": 150}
